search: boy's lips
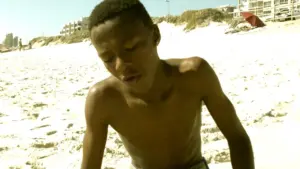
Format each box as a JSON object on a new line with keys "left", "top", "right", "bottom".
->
{"left": 121, "top": 74, "right": 142, "bottom": 84}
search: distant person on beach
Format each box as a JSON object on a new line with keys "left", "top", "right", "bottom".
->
{"left": 19, "top": 39, "right": 23, "bottom": 51}
{"left": 28, "top": 42, "right": 32, "bottom": 50}
{"left": 81, "top": 0, "right": 255, "bottom": 169}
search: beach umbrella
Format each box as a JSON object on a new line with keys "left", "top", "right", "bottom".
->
{"left": 241, "top": 12, "right": 265, "bottom": 27}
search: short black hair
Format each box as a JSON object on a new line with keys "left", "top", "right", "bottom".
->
{"left": 88, "top": 0, "right": 153, "bottom": 31}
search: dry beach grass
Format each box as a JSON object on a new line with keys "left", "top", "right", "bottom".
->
{"left": 21, "top": 8, "right": 231, "bottom": 50}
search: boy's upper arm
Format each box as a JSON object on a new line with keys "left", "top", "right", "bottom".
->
{"left": 197, "top": 58, "right": 249, "bottom": 141}
{"left": 81, "top": 85, "right": 110, "bottom": 169}
{"left": 85, "top": 85, "right": 109, "bottom": 132}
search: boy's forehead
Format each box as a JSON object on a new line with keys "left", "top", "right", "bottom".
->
{"left": 91, "top": 17, "right": 149, "bottom": 44}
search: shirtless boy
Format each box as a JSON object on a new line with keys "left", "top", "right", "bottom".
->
{"left": 81, "top": 0, "right": 255, "bottom": 169}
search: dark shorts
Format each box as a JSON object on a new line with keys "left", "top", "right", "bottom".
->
{"left": 129, "top": 158, "right": 209, "bottom": 169}
{"left": 189, "top": 158, "right": 209, "bottom": 169}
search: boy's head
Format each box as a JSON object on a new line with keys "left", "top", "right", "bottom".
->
{"left": 89, "top": 0, "right": 161, "bottom": 93}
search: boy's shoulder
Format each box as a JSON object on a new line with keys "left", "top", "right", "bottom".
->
{"left": 85, "top": 77, "right": 123, "bottom": 123}
{"left": 86, "top": 77, "right": 122, "bottom": 109}
{"left": 165, "top": 56, "right": 212, "bottom": 81}
{"left": 164, "top": 56, "right": 214, "bottom": 94}
{"left": 88, "top": 76, "right": 121, "bottom": 101}
{"left": 165, "top": 56, "right": 208, "bottom": 74}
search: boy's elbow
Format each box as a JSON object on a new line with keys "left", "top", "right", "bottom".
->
{"left": 227, "top": 132, "right": 252, "bottom": 148}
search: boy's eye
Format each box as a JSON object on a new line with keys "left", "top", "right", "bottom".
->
{"left": 103, "top": 56, "right": 115, "bottom": 63}
{"left": 125, "top": 44, "right": 138, "bottom": 52}
{"left": 125, "top": 40, "right": 146, "bottom": 52}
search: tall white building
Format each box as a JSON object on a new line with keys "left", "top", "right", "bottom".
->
{"left": 60, "top": 17, "right": 89, "bottom": 36}
{"left": 234, "top": 0, "right": 300, "bottom": 18}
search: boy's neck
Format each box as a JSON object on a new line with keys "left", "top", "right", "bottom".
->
{"left": 131, "top": 59, "right": 174, "bottom": 103}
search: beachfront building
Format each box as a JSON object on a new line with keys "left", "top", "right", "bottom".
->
{"left": 234, "top": 0, "right": 300, "bottom": 19}
{"left": 3, "top": 33, "right": 13, "bottom": 48}
{"left": 233, "top": 0, "right": 250, "bottom": 17}
{"left": 60, "top": 17, "right": 89, "bottom": 36}
{"left": 13, "top": 36, "right": 19, "bottom": 47}
{"left": 217, "top": 5, "right": 237, "bottom": 13}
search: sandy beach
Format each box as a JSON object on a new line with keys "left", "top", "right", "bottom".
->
{"left": 1, "top": 20, "right": 300, "bottom": 169}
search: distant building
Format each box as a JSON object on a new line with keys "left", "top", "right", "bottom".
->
{"left": 234, "top": 0, "right": 300, "bottom": 19}
{"left": 4, "top": 33, "right": 13, "bottom": 48}
{"left": 13, "top": 36, "right": 19, "bottom": 47}
{"left": 60, "top": 17, "right": 89, "bottom": 36}
{"left": 217, "top": 5, "right": 237, "bottom": 13}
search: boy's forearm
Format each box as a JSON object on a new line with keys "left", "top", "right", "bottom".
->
{"left": 228, "top": 137, "right": 255, "bottom": 169}
{"left": 81, "top": 132, "right": 105, "bottom": 169}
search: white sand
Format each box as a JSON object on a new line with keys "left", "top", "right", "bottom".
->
{"left": 0, "top": 21, "right": 300, "bottom": 169}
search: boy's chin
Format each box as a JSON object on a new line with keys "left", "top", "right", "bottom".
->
{"left": 124, "top": 80, "right": 153, "bottom": 94}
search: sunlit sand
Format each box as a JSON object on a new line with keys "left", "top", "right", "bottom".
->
{"left": 0, "top": 20, "right": 299, "bottom": 169}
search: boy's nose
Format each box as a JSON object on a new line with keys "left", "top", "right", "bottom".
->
{"left": 115, "top": 57, "right": 131, "bottom": 73}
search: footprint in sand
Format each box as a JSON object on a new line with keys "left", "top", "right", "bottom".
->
{"left": 32, "top": 141, "right": 57, "bottom": 149}
{"left": 46, "top": 131, "right": 57, "bottom": 136}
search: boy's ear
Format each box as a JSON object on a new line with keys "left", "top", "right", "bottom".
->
{"left": 152, "top": 24, "right": 161, "bottom": 46}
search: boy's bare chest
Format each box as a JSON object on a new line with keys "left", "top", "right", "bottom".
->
{"left": 109, "top": 92, "right": 202, "bottom": 147}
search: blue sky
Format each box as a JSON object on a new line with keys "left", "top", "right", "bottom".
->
{"left": 0, "top": 0, "right": 236, "bottom": 43}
